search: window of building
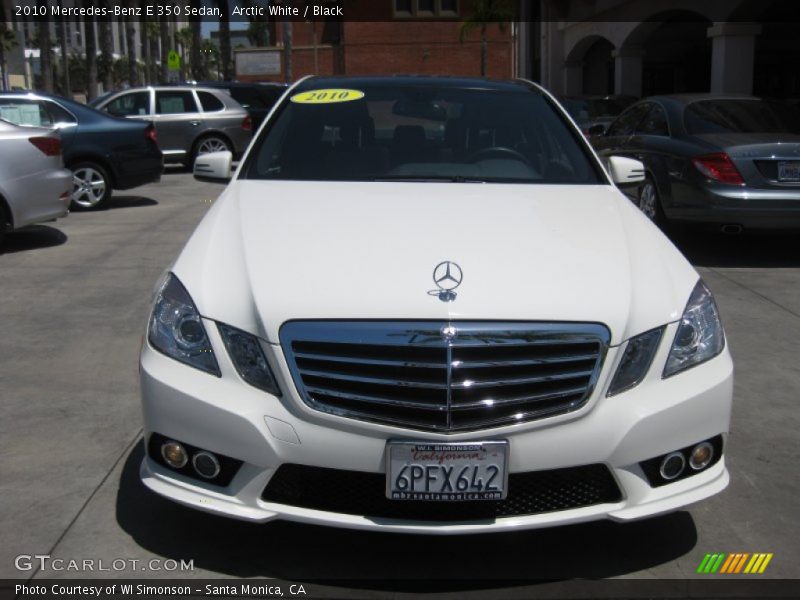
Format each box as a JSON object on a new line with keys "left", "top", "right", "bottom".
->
{"left": 393, "top": 0, "right": 459, "bottom": 18}
{"left": 395, "top": 0, "right": 412, "bottom": 14}
{"left": 418, "top": 0, "right": 435, "bottom": 14}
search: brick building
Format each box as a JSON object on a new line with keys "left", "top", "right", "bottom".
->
{"left": 235, "top": 0, "right": 514, "bottom": 82}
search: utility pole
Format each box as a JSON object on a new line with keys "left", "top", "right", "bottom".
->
{"left": 282, "top": 20, "right": 292, "bottom": 83}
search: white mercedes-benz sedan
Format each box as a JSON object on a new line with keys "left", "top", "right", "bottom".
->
{"left": 139, "top": 76, "right": 732, "bottom": 534}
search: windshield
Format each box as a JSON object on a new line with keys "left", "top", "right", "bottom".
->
{"left": 243, "top": 82, "right": 603, "bottom": 184}
{"left": 685, "top": 100, "right": 800, "bottom": 135}
{"left": 561, "top": 97, "right": 633, "bottom": 122}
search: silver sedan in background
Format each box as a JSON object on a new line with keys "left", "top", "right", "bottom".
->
{"left": 0, "top": 119, "right": 71, "bottom": 244}
{"left": 91, "top": 86, "right": 253, "bottom": 166}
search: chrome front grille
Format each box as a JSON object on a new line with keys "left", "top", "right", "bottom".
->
{"left": 280, "top": 322, "right": 610, "bottom": 432}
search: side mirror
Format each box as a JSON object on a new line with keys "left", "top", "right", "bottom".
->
{"left": 587, "top": 123, "right": 606, "bottom": 137}
{"left": 194, "top": 151, "right": 233, "bottom": 183}
{"left": 607, "top": 156, "right": 645, "bottom": 187}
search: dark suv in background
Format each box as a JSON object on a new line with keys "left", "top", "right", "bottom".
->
{"left": 186, "top": 81, "right": 287, "bottom": 129}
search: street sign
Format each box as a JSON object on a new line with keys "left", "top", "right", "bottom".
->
{"left": 167, "top": 50, "right": 181, "bottom": 71}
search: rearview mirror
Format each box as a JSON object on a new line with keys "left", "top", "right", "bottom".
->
{"left": 607, "top": 156, "right": 645, "bottom": 187}
{"left": 194, "top": 151, "right": 233, "bottom": 183}
{"left": 392, "top": 99, "right": 447, "bottom": 121}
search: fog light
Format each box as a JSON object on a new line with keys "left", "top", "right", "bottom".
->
{"left": 689, "top": 442, "right": 714, "bottom": 470}
{"left": 659, "top": 451, "right": 685, "bottom": 480}
{"left": 161, "top": 441, "right": 188, "bottom": 469}
{"left": 192, "top": 451, "right": 221, "bottom": 479}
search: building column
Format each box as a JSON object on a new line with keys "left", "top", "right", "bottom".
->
{"left": 613, "top": 45, "right": 643, "bottom": 97}
{"left": 563, "top": 60, "right": 583, "bottom": 95}
{"left": 540, "top": 18, "right": 565, "bottom": 94}
{"left": 708, "top": 22, "right": 762, "bottom": 95}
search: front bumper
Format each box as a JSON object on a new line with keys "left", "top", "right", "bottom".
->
{"left": 139, "top": 320, "right": 733, "bottom": 534}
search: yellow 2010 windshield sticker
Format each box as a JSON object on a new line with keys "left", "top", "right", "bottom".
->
{"left": 290, "top": 89, "right": 365, "bottom": 104}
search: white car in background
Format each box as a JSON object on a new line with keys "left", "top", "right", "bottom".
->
{"left": 140, "top": 76, "right": 733, "bottom": 534}
{"left": 0, "top": 118, "right": 71, "bottom": 244}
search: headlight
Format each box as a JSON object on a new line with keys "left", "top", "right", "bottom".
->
{"left": 218, "top": 324, "right": 281, "bottom": 395}
{"left": 664, "top": 280, "right": 725, "bottom": 377}
{"left": 148, "top": 273, "right": 220, "bottom": 376}
{"left": 607, "top": 327, "right": 664, "bottom": 396}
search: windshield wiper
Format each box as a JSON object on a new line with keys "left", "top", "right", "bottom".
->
{"left": 372, "top": 175, "right": 489, "bottom": 183}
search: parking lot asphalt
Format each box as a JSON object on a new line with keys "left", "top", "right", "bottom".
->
{"left": 1, "top": 171, "right": 798, "bottom": 592}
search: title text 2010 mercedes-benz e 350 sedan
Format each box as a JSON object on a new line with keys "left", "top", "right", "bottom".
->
{"left": 139, "top": 76, "right": 733, "bottom": 534}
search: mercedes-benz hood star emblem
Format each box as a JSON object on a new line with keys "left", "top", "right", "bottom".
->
{"left": 429, "top": 261, "right": 463, "bottom": 302}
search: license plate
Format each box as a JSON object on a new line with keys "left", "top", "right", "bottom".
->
{"left": 778, "top": 161, "right": 800, "bottom": 182}
{"left": 386, "top": 441, "right": 509, "bottom": 501}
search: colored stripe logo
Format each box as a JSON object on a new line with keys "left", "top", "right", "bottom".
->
{"left": 697, "top": 553, "right": 773, "bottom": 574}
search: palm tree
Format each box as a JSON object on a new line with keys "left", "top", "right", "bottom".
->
{"left": 142, "top": 21, "right": 160, "bottom": 84}
{"left": 189, "top": 13, "right": 203, "bottom": 80}
{"left": 125, "top": 18, "right": 137, "bottom": 86}
{"left": 175, "top": 27, "right": 192, "bottom": 81}
{"left": 84, "top": 16, "right": 98, "bottom": 99}
{"left": 35, "top": 0, "right": 54, "bottom": 92}
{"left": 0, "top": 0, "right": 16, "bottom": 91}
{"left": 140, "top": 23, "right": 149, "bottom": 84}
{"left": 99, "top": 8, "right": 113, "bottom": 91}
{"left": 58, "top": 20, "right": 70, "bottom": 98}
{"left": 217, "top": 0, "right": 232, "bottom": 80}
{"left": 0, "top": 26, "right": 17, "bottom": 92}
{"left": 246, "top": 0, "right": 269, "bottom": 47}
{"left": 159, "top": 16, "right": 169, "bottom": 82}
{"left": 459, "top": 0, "right": 512, "bottom": 77}
{"left": 199, "top": 40, "right": 220, "bottom": 81}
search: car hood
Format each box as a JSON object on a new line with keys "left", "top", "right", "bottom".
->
{"left": 172, "top": 181, "right": 698, "bottom": 345}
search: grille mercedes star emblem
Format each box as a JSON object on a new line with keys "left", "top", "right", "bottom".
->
{"left": 429, "top": 261, "right": 463, "bottom": 302}
{"left": 440, "top": 324, "right": 458, "bottom": 341}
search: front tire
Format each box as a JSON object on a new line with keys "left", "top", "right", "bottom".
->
{"left": 638, "top": 178, "right": 667, "bottom": 228}
{"left": 70, "top": 162, "right": 112, "bottom": 210}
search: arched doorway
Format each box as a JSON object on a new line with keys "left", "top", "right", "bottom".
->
{"left": 582, "top": 38, "right": 614, "bottom": 95}
{"left": 564, "top": 34, "right": 615, "bottom": 96}
{"left": 752, "top": 1, "right": 800, "bottom": 98}
{"left": 620, "top": 11, "right": 712, "bottom": 97}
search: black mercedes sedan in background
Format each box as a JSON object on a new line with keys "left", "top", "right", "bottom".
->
{"left": 0, "top": 92, "right": 163, "bottom": 210}
{"left": 559, "top": 95, "right": 637, "bottom": 137}
{"left": 591, "top": 95, "right": 800, "bottom": 232}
